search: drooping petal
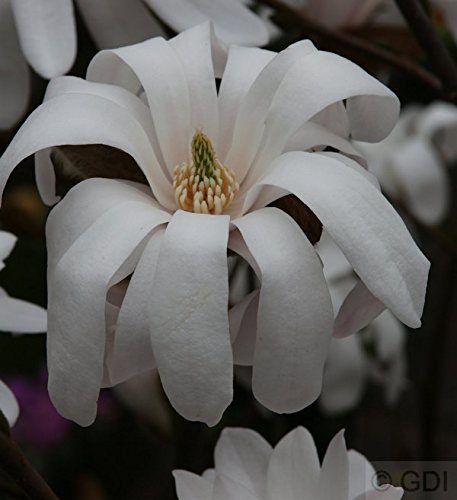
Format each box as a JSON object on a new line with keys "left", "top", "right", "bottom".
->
{"left": 0, "top": 0, "right": 30, "bottom": 130}
{"left": 265, "top": 427, "right": 320, "bottom": 500}
{"left": 109, "top": 229, "right": 165, "bottom": 385}
{"left": 317, "top": 430, "right": 349, "bottom": 500}
{"left": 11, "top": 0, "right": 76, "bottom": 78}
{"left": 0, "top": 379, "right": 19, "bottom": 427}
{"left": 75, "top": 0, "right": 166, "bottom": 49}
{"left": 0, "top": 288, "right": 47, "bottom": 333}
{"left": 320, "top": 335, "right": 366, "bottom": 414}
{"left": 149, "top": 210, "right": 232, "bottom": 426}
{"left": 143, "top": 0, "right": 270, "bottom": 47}
{"left": 46, "top": 183, "right": 169, "bottom": 426}
{"left": 244, "top": 152, "right": 430, "bottom": 329}
{"left": 173, "top": 470, "right": 213, "bottom": 500}
{"left": 0, "top": 91, "right": 174, "bottom": 210}
{"left": 214, "top": 427, "right": 272, "bottom": 498}
{"left": 230, "top": 290, "right": 259, "bottom": 366}
{"left": 334, "top": 280, "right": 386, "bottom": 338}
{"left": 230, "top": 208, "right": 334, "bottom": 413}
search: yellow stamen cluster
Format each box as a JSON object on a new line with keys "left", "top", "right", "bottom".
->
{"left": 173, "top": 129, "right": 239, "bottom": 215}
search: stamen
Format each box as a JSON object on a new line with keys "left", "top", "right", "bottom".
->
{"left": 173, "top": 129, "right": 239, "bottom": 215}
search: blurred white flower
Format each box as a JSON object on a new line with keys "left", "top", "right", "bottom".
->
{"left": 174, "top": 426, "right": 404, "bottom": 500}
{"left": 356, "top": 102, "right": 457, "bottom": 225}
{"left": 303, "top": 0, "right": 384, "bottom": 28}
{"left": 0, "top": 0, "right": 270, "bottom": 130}
{"left": 0, "top": 23, "right": 428, "bottom": 427}
{"left": 317, "top": 233, "right": 406, "bottom": 414}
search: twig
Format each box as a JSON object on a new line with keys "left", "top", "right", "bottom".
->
{"left": 395, "top": 0, "right": 457, "bottom": 97}
{"left": 0, "top": 432, "right": 58, "bottom": 500}
{"left": 258, "top": 0, "right": 442, "bottom": 94}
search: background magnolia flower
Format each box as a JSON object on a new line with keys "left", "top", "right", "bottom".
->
{"left": 0, "top": 23, "right": 429, "bottom": 428}
{"left": 174, "top": 426, "right": 404, "bottom": 500}
{"left": 0, "top": 0, "right": 270, "bottom": 130}
{"left": 356, "top": 102, "right": 457, "bottom": 225}
{"left": 317, "top": 233, "right": 406, "bottom": 414}
{"left": 0, "top": 230, "right": 47, "bottom": 427}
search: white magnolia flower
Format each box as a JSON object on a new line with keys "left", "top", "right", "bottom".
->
{"left": 356, "top": 102, "right": 457, "bottom": 225}
{"left": 317, "top": 233, "right": 406, "bottom": 414}
{"left": 0, "top": 0, "right": 269, "bottom": 130}
{"left": 0, "top": 230, "right": 47, "bottom": 427}
{"left": 174, "top": 426, "right": 404, "bottom": 500}
{"left": 0, "top": 23, "right": 428, "bottom": 427}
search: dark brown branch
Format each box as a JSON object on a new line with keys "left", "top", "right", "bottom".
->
{"left": 0, "top": 432, "right": 58, "bottom": 500}
{"left": 395, "top": 0, "right": 457, "bottom": 97}
{"left": 258, "top": 0, "right": 442, "bottom": 94}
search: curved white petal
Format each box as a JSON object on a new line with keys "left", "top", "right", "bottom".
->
{"left": 110, "top": 229, "right": 165, "bottom": 385}
{"left": 143, "top": 0, "right": 270, "bottom": 47}
{"left": 0, "top": 290, "right": 47, "bottom": 333}
{"left": 0, "top": 92, "right": 174, "bottom": 210}
{"left": 214, "top": 427, "right": 272, "bottom": 498}
{"left": 11, "top": 0, "right": 76, "bottom": 78}
{"left": 390, "top": 137, "right": 450, "bottom": 225}
{"left": 266, "top": 427, "right": 320, "bottom": 500}
{"left": 230, "top": 290, "right": 259, "bottom": 366}
{"left": 243, "top": 51, "right": 399, "bottom": 188}
{"left": 212, "top": 474, "right": 258, "bottom": 500}
{"left": 244, "top": 152, "right": 430, "bottom": 329}
{"left": 334, "top": 280, "right": 386, "bottom": 338}
{"left": 0, "top": 0, "right": 30, "bottom": 130}
{"left": 348, "top": 449, "right": 376, "bottom": 499}
{"left": 149, "top": 210, "right": 232, "bottom": 426}
{"left": 315, "top": 231, "right": 353, "bottom": 283}
{"left": 75, "top": 0, "right": 166, "bottom": 50}
{"left": 320, "top": 336, "right": 366, "bottom": 414}
{"left": 173, "top": 470, "right": 213, "bottom": 500}
{"left": 318, "top": 430, "right": 349, "bottom": 500}
{"left": 46, "top": 185, "right": 169, "bottom": 426}
{"left": 230, "top": 208, "right": 334, "bottom": 413}
{"left": 0, "top": 231, "right": 17, "bottom": 264}
{"left": 0, "top": 380, "right": 19, "bottom": 427}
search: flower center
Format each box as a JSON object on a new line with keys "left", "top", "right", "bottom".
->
{"left": 173, "top": 129, "right": 239, "bottom": 215}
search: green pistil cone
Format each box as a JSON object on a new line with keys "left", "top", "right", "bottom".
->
{"left": 192, "top": 129, "right": 218, "bottom": 178}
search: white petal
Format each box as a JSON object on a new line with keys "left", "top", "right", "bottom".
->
{"left": 0, "top": 291, "right": 47, "bottom": 333}
{"left": 218, "top": 45, "right": 275, "bottom": 161}
{"left": 212, "top": 474, "right": 258, "bottom": 500}
{"left": 265, "top": 427, "right": 320, "bottom": 500}
{"left": 389, "top": 137, "right": 450, "bottom": 225}
{"left": 109, "top": 229, "right": 165, "bottom": 385}
{"left": 320, "top": 336, "right": 366, "bottom": 414}
{"left": 0, "top": 379, "right": 19, "bottom": 427}
{"left": 230, "top": 208, "right": 334, "bottom": 413}
{"left": 214, "top": 427, "right": 272, "bottom": 498}
{"left": 0, "top": 91, "right": 174, "bottom": 210}
{"left": 353, "top": 487, "right": 404, "bottom": 500}
{"left": 315, "top": 231, "right": 353, "bottom": 283}
{"left": 173, "top": 470, "right": 213, "bottom": 500}
{"left": 0, "top": 231, "right": 17, "bottom": 263}
{"left": 348, "top": 449, "right": 376, "bottom": 498}
{"left": 245, "top": 152, "right": 430, "bottom": 329}
{"left": 143, "top": 0, "right": 270, "bottom": 46}
{"left": 75, "top": 0, "right": 166, "bottom": 50}
{"left": 46, "top": 187, "right": 169, "bottom": 426}
{"left": 318, "top": 430, "right": 349, "bottom": 500}
{"left": 334, "top": 280, "right": 386, "bottom": 338}
{"left": 149, "top": 210, "right": 232, "bottom": 426}
{"left": 11, "top": 0, "right": 76, "bottom": 78}
{"left": 230, "top": 290, "right": 259, "bottom": 366}
{"left": 244, "top": 51, "right": 399, "bottom": 188}
{"left": 169, "top": 23, "right": 220, "bottom": 149}
{"left": 0, "top": 0, "right": 30, "bottom": 130}
{"left": 88, "top": 36, "right": 192, "bottom": 174}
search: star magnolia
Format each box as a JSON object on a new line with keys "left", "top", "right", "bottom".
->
{"left": 0, "top": 230, "right": 47, "bottom": 427}
{"left": 0, "top": 23, "right": 428, "bottom": 427}
{"left": 174, "top": 426, "right": 404, "bottom": 500}
{"left": 0, "top": 0, "right": 269, "bottom": 130}
{"left": 316, "top": 233, "right": 406, "bottom": 414}
{"left": 356, "top": 102, "right": 457, "bottom": 226}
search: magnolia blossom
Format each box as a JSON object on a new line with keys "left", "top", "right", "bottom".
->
{"left": 317, "top": 234, "right": 406, "bottom": 414}
{"left": 174, "top": 426, "right": 404, "bottom": 500}
{"left": 0, "top": 23, "right": 429, "bottom": 427}
{"left": 0, "top": 230, "right": 47, "bottom": 426}
{"left": 356, "top": 103, "right": 457, "bottom": 225}
{"left": 0, "top": 0, "right": 269, "bottom": 130}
